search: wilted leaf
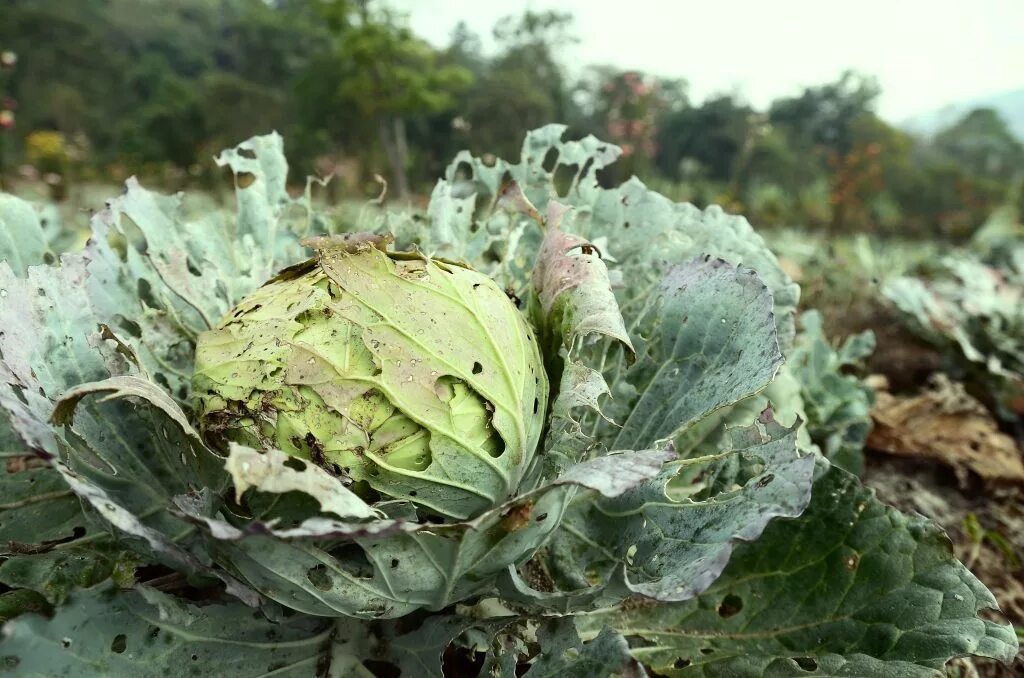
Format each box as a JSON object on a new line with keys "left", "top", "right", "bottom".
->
{"left": 224, "top": 444, "right": 379, "bottom": 520}
{"left": 869, "top": 375, "right": 1024, "bottom": 484}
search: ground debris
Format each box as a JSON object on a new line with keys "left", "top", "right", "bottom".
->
{"left": 868, "top": 374, "right": 1024, "bottom": 485}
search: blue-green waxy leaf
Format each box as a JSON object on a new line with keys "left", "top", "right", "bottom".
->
{"left": 0, "top": 454, "right": 134, "bottom": 608}
{"left": 171, "top": 448, "right": 671, "bottom": 619}
{"left": 789, "top": 310, "right": 875, "bottom": 475}
{"left": 576, "top": 463, "right": 1019, "bottom": 676}
{"left": 0, "top": 583, "right": 505, "bottom": 678}
{"left": 420, "top": 124, "right": 799, "bottom": 351}
{"left": 0, "top": 583, "right": 334, "bottom": 676}
{"left": 537, "top": 415, "right": 812, "bottom": 608}
{"left": 524, "top": 619, "right": 647, "bottom": 678}
{"left": 0, "top": 136, "right": 319, "bottom": 609}
{"left": 0, "top": 194, "right": 50, "bottom": 276}
{"left": 611, "top": 256, "right": 784, "bottom": 450}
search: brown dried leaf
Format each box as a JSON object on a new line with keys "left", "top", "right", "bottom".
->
{"left": 868, "top": 374, "right": 1024, "bottom": 484}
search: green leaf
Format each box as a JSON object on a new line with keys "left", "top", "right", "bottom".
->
{"left": 173, "top": 449, "right": 670, "bottom": 619}
{"left": 525, "top": 619, "right": 647, "bottom": 677}
{"left": 540, "top": 415, "right": 812, "bottom": 607}
{"left": 0, "top": 194, "right": 50, "bottom": 276}
{"left": 577, "top": 464, "right": 1019, "bottom": 675}
{"left": 0, "top": 583, "right": 333, "bottom": 676}
{"left": 789, "top": 311, "right": 875, "bottom": 475}
{"left": 0, "top": 582, "right": 507, "bottom": 677}
{"left": 0, "top": 453, "right": 134, "bottom": 607}
{"left": 610, "top": 256, "right": 783, "bottom": 450}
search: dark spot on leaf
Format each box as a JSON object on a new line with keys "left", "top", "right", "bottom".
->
{"left": 674, "top": 658, "right": 691, "bottom": 668}
{"left": 307, "top": 564, "right": 332, "bottom": 591}
{"left": 718, "top": 594, "right": 742, "bottom": 618}
{"left": 453, "top": 161, "right": 473, "bottom": 182}
{"left": 534, "top": 513, "right": 548, "bottom": 522}
{"left": 756, "top": 473, "right": 775, "bottom": 488}
{"left": 533, "top": 398, "right": 539, "bottom": 414}
{"left": 283, "top": 457, "right": 307, "bottom": 472}
{"left": 110, "top": 634, "right": 127, "bottom": 654}
{"left": 390, "top": 558, "right": 399, "bottom": 568}
{"left": 541, "top": 148, "right": 559, "bottom": 172}
{"left": 236, "top": 147, "right": 257, "bottom": 159}
{"left": 793, "top": 657, "right": 817, "bottom": 671}
{"left": 472, "top": 362, "right": 483, "bottom": 375}
{"left": 362, "top": 660, "right": 401, "bottom": 678}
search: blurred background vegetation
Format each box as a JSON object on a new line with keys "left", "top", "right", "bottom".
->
{"left": 0, "top": 0, "right": 1022, "bottom": 241}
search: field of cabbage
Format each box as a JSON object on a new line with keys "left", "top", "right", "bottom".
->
{"left": 0, "top": 127, "right": 1020, "bottom": 676}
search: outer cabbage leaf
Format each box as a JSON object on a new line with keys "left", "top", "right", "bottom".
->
{"left": 411, "top": 125, "right": 799, "bottom": 352}
{"left": 523, "top": 619, "right": 647, "bottom": 678}
{"left": 48, "top": 371, "right": 670, "bottom": 619}
{"left": 788, "top": 310, "right": 875, "bottom": 475}
{"left": 508, "top": 257, "right": 813, "bottom": 609}
{"left": 608, "top": 256, "right": 784, "bottom": 449}
{"left": 0, "top": 583, "right": 334, "bottom": 676}
{"left": 0, "top": 193, "right": 51, "bottom": 275}
{"left": 0, "top": 454, "right": 135, "bottom": 610}
{"left": 577, "top": 463, "right": 1019, "bottom": 675}
{"left": 0, "top": 582, "right": 523, "bottom": 678}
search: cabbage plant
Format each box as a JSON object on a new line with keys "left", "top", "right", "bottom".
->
{"left": 885, "top": 253, "right": 1024, "bottom": 420}
{"left": 0, "top": 128, "right": 1016, "bottom": 676}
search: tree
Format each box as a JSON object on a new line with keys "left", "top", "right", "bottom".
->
{"left": 769, "top": 71, "right": 881, "bottom": 157}
{"left": 933, "top": 108, "right": 1024, "bottom": 180}
{"left": 655, "top": 95, "right": 755, "bottom": 182}
{"left": 300, "top": 0, "right": 470, "bottom": 199}
{"left": 454, "top": 11, "right": 578, "bottom": 160}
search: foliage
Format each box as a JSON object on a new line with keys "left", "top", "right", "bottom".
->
{"left": 789, "top": 311, "right": 875, "bottom": 475}
{"left": 3, "top": 4, "right": 1022, "bottom": 235}
{"left": 884, "top": 214, "right": 1024, "bottom": 419}
{"left": 0, "top": 127, "right": 1016, "bottom": 674}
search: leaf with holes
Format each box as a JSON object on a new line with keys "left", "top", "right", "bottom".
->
{"left": 576, "top": 463, "right": 1018, "bottom": 675}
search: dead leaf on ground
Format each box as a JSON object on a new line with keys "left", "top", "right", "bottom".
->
{"left": 868, "top": 374, "right": 1024, "bottom": 484}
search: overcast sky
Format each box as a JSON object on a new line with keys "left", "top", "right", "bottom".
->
{"left": 389, "top": 0, "right": 1024, "bottom": 122}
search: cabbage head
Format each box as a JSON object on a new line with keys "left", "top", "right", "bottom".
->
{"left": 193, "top": 237, "right": 548, "bottom": 520}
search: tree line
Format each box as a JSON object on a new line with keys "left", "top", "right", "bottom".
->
{"left": 1, "top": 0, "right": 1021, "bottom": 237}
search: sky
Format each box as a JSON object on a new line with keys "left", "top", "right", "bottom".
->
{"left": 389, "top": 0, "right": 1024, "bottom": 122}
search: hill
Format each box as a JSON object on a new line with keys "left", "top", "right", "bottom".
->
{"left": 902, "top": 88, "right": 1024, "bottom": 140}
